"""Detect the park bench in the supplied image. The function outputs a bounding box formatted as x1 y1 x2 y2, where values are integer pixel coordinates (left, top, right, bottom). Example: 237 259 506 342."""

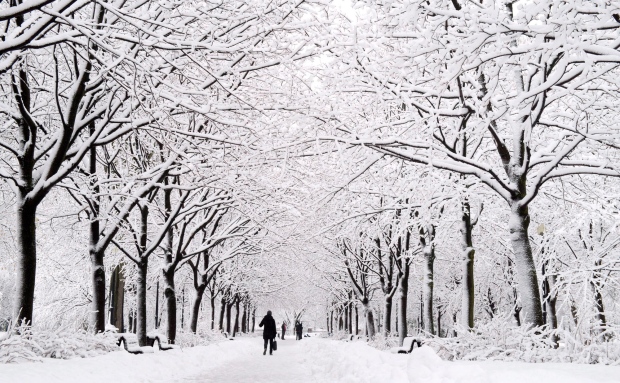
221 331 234 340
355 335 369 342
116 335 154 355
344 334 354 342
390 337 423 354
147 335 178 351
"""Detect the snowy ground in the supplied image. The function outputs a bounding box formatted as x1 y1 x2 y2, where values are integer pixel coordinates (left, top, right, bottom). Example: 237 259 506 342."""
1 337 619 383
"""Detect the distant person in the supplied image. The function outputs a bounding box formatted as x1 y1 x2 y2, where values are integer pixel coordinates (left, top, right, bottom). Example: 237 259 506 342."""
281 322 287 340
296 321 303 340
259 310 277 355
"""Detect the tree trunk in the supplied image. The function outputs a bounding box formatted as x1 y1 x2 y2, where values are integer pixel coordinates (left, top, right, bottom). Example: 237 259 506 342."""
570 301 579 327
181 287 185 330
136 204 149 346
330 310 333 334
437 307 442 337
344 304 349 333
367 310 375 338
422 237 435 335
90 249 106 333
591 262 607 338
14 200 37 327
241 303 247 333
108 264 125 331
226 302 233 333
512 288 522 326
88 140 106 334
542 261 559 345
592 283 606 333
460 200 475 329
155 280 160 329
13 64 37 329
233 300 240 336
420 292 424 330
190 285 206 333
162 186 177 343
210 296 216 330
326 312 330 334
348 303 353 335
397 265 409 346
163 268 176 343
363 301 376 338
136 260 148 346
355 306 359 335
218 298 225 331
383 298 392 337
452 312 458 337
395 302 398 337
513 305 522 326
508 203 544 327
128 311 134 333
486 287 497 320
251 308 256 332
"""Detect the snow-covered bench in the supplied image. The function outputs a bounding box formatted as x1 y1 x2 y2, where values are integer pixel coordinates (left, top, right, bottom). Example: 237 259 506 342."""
116 333 179 354
116 335 154 355
221 331 234 340
390 337 423 354
344 334 354 342
147 335 178 351
355 335 369 342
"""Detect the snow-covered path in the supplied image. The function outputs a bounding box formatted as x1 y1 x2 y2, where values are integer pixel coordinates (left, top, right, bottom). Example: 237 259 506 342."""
180 338 320 383
2 336 620 383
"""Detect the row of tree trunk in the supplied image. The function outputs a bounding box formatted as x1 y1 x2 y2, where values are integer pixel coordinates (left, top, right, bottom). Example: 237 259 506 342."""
107 266 257 340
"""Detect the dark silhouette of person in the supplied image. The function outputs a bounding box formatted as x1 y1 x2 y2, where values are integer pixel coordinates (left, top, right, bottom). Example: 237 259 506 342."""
281 322 287 340
259 310 277 355
296 321 303 340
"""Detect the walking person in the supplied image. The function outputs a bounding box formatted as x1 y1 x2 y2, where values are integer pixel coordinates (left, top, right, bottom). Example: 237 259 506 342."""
281 322 287 340
296 321 303 340
259 310 277 355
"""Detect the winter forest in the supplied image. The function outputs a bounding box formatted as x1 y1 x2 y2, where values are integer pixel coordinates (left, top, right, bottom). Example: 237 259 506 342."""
1 0 620 382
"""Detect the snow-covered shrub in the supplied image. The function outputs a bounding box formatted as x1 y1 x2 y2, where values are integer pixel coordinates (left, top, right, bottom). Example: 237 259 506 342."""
174 328 226 347
0 269 13 332
367 333 398 350
331 331 352 341
419 319 620 365
0 325 118 363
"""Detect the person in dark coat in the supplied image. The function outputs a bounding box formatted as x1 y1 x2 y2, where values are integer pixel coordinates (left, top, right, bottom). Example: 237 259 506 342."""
296 321 303 340
259 310 277 355
281 322 287 340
